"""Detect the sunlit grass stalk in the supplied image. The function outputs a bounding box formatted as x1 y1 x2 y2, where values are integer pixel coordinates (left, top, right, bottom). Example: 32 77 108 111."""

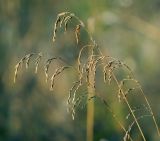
87 56 95 141
85 23 97 139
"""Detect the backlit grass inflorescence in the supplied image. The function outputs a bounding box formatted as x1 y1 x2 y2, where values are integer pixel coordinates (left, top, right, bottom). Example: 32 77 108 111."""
14 11 160 141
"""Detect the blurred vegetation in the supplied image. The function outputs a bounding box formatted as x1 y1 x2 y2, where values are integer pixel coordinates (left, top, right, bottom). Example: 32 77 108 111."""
0 0 160 141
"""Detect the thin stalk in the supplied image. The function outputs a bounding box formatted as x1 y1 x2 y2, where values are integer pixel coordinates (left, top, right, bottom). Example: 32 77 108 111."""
139 87 160 136
87 90 94 141
121 78 160 137
112 73 147 141
87 47 95 141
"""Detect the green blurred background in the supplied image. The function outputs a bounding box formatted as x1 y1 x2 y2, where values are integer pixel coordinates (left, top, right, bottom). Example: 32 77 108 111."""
0 0 160 141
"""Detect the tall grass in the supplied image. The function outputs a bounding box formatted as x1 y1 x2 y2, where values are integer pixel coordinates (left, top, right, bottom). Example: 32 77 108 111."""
14 12 160 141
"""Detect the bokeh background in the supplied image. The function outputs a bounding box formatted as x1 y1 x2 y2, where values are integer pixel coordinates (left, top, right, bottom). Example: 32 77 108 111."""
0 0 160 141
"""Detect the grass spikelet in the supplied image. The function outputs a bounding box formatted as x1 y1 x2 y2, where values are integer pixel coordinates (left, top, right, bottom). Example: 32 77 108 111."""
44 57 66 82
14 62 22 83
71 97 80 120
108 68 112 84
118 89 122 102
103 65 107 83
14 53 35 83
71 80 82 103
64 15 72 32
92 56 105 88
103 62 114 84
50 66 69 90
35 53 42 73
67 81 79 113
68 81 79 104
67 79 83 117
44 57 57 82
58 12 69 17
59 13 68 27
71 93 88 120
86 66 90 85
53 16 61 42
25 53 35 69
75 24 81 44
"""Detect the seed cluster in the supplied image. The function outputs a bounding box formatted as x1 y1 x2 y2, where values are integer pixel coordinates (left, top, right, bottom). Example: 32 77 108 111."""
52 12 84 44
14 53 42 83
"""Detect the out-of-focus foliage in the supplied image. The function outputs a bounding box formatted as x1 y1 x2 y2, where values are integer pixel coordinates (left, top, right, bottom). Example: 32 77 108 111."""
0 0 160 141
